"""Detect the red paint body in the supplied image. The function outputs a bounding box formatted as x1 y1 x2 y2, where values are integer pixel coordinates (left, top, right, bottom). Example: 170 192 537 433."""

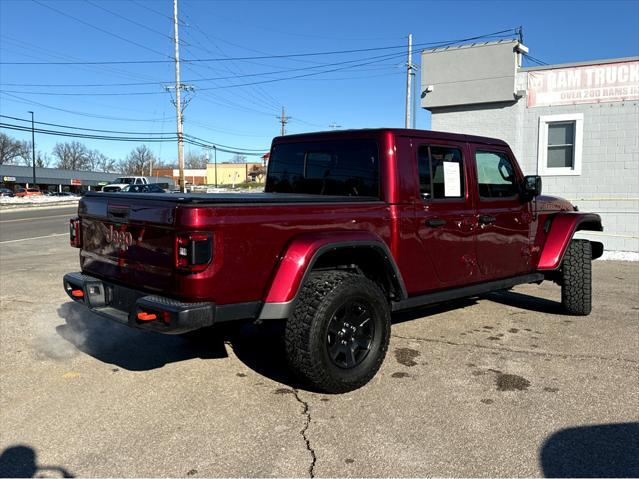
75 129 602 309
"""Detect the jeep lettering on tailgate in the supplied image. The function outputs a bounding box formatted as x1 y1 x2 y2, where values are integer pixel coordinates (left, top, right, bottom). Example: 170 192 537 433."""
105 224 134 251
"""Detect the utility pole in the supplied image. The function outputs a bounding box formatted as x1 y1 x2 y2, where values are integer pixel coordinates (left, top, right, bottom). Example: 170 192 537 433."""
172 0 185 193
277 106 291 136
405 33 413 129
28 111 36 185
213 146 217 187
205 146 218 187
328 123 342 130
412 65 417 129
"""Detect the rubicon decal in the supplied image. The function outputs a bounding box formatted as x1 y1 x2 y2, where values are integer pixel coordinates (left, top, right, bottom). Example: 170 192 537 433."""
105 224 134 251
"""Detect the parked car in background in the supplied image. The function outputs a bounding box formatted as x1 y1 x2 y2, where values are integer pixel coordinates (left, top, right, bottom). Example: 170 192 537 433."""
101 176 151 192
14 188 43 197
0 187 14 197
121 184 166 193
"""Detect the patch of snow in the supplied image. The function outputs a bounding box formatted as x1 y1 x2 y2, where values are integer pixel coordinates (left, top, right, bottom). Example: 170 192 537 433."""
600 251 639 262
0 195 80 205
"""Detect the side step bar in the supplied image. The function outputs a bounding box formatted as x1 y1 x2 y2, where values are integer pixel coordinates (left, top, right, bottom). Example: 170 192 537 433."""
391 273 544 312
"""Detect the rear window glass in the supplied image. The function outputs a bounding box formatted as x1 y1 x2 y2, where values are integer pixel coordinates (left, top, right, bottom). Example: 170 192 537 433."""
265 139 379 197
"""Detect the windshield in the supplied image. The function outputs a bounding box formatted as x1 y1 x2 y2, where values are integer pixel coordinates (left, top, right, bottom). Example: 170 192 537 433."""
113 177 134 184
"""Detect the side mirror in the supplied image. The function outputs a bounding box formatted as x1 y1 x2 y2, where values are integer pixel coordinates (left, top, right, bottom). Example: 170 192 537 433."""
523 175 542 198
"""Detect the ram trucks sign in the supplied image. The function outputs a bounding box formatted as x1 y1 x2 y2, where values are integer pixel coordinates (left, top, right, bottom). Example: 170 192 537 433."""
527 60 639 107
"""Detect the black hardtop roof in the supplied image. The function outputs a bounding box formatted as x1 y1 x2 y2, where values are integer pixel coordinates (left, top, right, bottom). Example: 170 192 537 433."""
273 128 509 147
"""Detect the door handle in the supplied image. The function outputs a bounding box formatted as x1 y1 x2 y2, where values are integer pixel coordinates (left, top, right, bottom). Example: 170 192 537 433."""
478 215 496 225
425 218 447 227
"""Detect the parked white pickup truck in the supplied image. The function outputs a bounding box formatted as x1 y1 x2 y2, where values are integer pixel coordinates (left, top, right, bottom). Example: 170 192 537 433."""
101 176 150 192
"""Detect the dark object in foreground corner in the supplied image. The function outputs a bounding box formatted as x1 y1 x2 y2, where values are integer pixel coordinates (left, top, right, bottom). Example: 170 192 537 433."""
0 444 75 478
540 422 639 478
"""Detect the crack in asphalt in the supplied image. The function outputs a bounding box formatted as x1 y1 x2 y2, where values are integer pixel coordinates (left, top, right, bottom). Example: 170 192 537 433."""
291 388 317 478
391 334 639 366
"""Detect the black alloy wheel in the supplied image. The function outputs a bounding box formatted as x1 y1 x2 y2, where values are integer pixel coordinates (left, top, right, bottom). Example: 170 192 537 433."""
326 300 375 369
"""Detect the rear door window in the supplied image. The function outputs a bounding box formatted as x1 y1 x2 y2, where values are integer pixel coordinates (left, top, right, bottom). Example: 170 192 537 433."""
417 145 465 200
266 139 379 197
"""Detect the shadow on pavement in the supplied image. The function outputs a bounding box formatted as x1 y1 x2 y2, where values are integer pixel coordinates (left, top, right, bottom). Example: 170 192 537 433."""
55 301 310 389
391 297 479 325
54 288 563 388
540 422 639 477
0 445 74 478
56 302 228 371
484 289 563 314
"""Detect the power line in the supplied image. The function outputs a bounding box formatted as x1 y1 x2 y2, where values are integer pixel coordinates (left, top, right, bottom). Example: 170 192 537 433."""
1 50 406 87
0 28 518 65
2 50 412 96
0 114 175 135
85 0 183 44
179 6 282 111
523 53 549 66
0 121 268 155
130 0 187 26
0 92 173 122
31 0 170 59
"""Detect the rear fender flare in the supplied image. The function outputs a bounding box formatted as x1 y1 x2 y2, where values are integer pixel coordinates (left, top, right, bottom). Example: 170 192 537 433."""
259 232 406 320
537 212 603 270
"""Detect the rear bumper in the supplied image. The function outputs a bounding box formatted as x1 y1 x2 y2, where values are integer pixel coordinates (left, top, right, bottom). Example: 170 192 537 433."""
63 272 259 334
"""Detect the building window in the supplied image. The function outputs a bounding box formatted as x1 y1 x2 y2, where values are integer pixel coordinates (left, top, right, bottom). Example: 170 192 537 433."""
537 113 583 176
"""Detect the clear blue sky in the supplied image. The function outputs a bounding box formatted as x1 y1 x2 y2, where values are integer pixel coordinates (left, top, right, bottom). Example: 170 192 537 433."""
1 0 638 164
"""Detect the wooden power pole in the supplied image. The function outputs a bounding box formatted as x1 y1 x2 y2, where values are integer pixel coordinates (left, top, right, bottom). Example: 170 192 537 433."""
172 0 185 192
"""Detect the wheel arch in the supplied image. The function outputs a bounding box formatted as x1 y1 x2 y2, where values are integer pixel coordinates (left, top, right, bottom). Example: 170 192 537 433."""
259 232 406 320
537 212 603 270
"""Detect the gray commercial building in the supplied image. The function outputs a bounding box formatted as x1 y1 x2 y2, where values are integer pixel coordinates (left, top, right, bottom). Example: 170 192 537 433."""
421 40 639 254
0 164 174 192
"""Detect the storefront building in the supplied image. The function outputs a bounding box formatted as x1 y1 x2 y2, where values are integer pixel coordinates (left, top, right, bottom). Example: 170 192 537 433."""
421 41 639 253
0 165 174 192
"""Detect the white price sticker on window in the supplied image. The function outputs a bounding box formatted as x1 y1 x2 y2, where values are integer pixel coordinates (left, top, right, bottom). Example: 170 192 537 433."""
443 161 461 197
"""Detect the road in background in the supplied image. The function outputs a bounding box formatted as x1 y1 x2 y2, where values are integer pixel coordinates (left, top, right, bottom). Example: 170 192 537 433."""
0 206 77 243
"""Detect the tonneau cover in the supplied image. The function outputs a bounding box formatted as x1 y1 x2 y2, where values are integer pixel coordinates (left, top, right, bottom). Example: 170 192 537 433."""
83 191 381 204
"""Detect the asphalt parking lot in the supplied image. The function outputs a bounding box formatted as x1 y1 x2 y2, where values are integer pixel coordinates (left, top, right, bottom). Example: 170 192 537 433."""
1 207 638 477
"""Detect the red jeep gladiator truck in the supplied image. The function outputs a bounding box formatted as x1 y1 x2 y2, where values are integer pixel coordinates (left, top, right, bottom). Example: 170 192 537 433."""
64 129 603 393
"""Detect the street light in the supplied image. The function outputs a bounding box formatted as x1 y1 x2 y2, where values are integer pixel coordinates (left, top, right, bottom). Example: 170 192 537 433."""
28 111 36 186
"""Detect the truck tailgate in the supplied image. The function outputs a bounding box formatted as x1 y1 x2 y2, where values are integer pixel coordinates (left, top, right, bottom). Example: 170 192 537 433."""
79 195 177 293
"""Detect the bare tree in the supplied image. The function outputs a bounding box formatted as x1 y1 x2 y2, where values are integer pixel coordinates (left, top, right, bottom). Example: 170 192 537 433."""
53 141 90 170
86 149 117 172
120 145 155 175
36 151 51 168
229 154 247 163
0 133 24 165
184 150 207 169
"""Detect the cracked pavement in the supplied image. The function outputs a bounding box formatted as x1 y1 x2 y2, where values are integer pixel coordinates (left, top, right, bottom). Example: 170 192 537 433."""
1 233 638 477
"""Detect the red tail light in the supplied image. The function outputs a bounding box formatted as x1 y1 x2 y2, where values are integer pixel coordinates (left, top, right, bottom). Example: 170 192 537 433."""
70 217 81 248
175 232 212 273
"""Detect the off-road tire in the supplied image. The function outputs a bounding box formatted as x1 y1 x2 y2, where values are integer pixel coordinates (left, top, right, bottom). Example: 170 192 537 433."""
285 270 390 393
561 239 592 315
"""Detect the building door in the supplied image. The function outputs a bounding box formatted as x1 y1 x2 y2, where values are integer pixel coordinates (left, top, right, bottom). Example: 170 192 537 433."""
471 146 534 280
414 142 479 289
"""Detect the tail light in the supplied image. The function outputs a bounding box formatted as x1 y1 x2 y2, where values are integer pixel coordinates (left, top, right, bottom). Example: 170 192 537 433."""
175 232 212 273
70 217 81 248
